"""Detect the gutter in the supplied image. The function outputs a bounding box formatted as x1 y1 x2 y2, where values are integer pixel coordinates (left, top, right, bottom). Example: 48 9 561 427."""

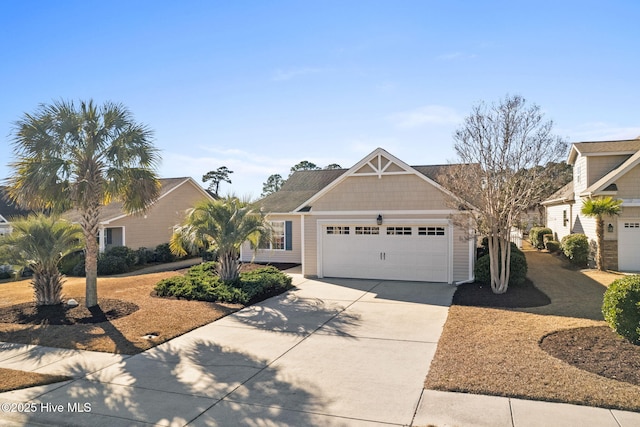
454 277 474 286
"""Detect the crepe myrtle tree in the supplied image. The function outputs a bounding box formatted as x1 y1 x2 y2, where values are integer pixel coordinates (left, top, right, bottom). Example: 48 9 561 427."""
6 100 161 307
440 95 567 294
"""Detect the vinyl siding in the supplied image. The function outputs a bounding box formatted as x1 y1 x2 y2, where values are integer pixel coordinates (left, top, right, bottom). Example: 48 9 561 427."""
107 180 209 249
587 155 630 186
546 204 572 241
240 215 302 263
615 164 640 199
311 174 451 211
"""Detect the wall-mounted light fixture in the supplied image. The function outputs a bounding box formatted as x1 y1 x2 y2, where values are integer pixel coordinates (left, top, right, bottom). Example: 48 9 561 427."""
376 214 383 225
607 223 614 233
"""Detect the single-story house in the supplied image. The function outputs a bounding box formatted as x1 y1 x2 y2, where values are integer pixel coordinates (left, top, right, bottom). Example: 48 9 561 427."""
542 138 640 271
65 177 215 252
240 148 475 284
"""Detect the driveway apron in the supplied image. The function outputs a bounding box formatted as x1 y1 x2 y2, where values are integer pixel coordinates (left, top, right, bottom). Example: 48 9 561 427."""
0 274 455 426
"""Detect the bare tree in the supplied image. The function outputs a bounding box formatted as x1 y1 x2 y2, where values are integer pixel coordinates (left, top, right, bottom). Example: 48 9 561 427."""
441 95 566 294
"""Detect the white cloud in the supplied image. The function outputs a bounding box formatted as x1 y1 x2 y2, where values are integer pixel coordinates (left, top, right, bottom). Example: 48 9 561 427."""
436 52 477 61
387 105 462 129
559 122 640 142
272 67 328 81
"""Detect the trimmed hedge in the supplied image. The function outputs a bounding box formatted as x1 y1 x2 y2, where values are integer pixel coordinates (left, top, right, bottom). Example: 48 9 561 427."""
154 263 293 304
475 245 528 287
602 275 640 344
529 227 552 249
561 233 589 266
545 240 561 253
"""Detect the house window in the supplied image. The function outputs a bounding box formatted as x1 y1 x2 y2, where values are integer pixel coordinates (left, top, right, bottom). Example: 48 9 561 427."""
576 164 582 184
418 226 445 236
326 226 350 235
260 221 285 250
387 226 412 235
106 228 113 245
563 210 568 227
355 226 379 235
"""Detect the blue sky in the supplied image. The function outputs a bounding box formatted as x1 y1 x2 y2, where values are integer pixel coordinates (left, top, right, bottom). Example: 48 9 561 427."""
1 1 639 197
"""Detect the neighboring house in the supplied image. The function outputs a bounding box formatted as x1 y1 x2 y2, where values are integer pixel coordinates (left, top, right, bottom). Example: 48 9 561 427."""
542 138 640 271
0 188 31 237
240 148 476 284
64 177 215 252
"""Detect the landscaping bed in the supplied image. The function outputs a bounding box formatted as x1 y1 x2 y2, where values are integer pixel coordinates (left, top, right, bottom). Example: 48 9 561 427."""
425 248 640 412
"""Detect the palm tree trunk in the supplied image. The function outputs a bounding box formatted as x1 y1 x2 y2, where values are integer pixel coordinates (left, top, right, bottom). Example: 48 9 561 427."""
596 216 605 271
217 250 240 282
32 269 64 306
82 204 101 308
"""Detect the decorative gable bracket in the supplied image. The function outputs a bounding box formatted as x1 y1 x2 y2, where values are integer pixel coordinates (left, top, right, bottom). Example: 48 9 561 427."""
353 153 413 179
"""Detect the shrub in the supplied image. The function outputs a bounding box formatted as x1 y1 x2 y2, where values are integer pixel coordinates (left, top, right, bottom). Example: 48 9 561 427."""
154 264 293 304
135 247 154 265
545 240 561 253
154 243 176 263
560 233 589 266
59 251 84 275
529 227 552 249
475 249 528 287
97 255 128 275
602 275 640 344
105 246 137 267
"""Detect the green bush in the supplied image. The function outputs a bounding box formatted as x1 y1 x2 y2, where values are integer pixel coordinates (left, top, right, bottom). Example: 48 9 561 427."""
475 248 528 287
154 243 176 263
560 233 589 266
97 255 128 275
154 264 293 304
602 275 640 344
135 247 154 265
529 227 552 249
545 240 561 253
104 246 137 267
59 251 84 275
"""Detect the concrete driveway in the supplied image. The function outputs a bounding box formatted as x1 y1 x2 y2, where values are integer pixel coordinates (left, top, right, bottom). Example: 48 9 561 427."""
0 274 454 426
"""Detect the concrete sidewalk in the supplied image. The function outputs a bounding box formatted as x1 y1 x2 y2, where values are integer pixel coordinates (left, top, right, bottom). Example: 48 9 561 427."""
1 273 639 426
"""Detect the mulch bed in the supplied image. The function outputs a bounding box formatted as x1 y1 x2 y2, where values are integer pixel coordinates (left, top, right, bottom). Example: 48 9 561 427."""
453 279 551 308
0 298 139 325
540 326 640 387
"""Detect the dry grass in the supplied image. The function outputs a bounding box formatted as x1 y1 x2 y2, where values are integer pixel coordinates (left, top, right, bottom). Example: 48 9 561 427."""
425 248 640 412
0 271 241 391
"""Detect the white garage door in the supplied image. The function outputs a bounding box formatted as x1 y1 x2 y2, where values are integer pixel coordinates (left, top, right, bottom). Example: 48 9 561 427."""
321 224 449 282
619 220 640 271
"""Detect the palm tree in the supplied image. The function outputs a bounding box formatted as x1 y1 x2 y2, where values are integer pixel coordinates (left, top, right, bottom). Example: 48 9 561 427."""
581 196 622 271
170 197 266 282
6 100 160 307
0 214 84 306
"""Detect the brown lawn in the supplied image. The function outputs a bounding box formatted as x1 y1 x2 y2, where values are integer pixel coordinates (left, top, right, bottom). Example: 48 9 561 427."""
425 247 640 412
0 270 241 392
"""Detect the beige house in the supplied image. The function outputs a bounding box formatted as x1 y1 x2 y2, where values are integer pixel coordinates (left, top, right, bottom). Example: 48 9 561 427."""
542 138 640 271
241 148 475 284
65 177 214 252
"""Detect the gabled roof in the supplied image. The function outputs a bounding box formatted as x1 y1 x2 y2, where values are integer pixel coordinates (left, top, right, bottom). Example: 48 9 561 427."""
255 148 474 213
541 181 575 206
0 187 31 222
580 150 640 197
64 177 212 224
568 138 640 164
256 169 347 213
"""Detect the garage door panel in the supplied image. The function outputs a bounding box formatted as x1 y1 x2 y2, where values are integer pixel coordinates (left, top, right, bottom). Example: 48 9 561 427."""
321 224 449 282
619 219 640 271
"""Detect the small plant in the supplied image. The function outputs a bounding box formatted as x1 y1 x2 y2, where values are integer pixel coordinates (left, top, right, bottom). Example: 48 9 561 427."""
135 247 154 265
104 246 137 267
529 227 552 249
545 240 561 253
560 233 589 266
602 275 640 344
154 243 176 263
97 255 128 275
